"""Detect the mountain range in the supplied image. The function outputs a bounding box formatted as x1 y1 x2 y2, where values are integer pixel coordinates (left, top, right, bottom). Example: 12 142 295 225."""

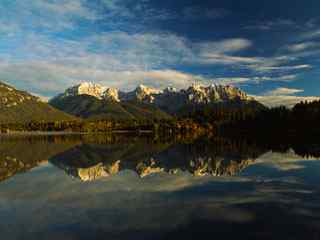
0 80 265 124
49 82 262 120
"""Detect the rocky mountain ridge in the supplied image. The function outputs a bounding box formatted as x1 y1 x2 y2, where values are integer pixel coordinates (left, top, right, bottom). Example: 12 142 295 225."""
55 82 253 104
54 82 253 104
49 82 261 119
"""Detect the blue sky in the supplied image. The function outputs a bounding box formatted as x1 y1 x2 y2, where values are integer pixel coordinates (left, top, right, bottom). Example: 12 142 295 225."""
0 0 319 101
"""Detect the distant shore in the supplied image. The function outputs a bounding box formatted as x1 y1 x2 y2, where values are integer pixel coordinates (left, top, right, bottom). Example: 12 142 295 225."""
0 131 84 136
0 129 154 136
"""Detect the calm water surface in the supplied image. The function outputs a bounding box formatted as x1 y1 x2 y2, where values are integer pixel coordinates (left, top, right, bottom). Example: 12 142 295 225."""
1 134 320 240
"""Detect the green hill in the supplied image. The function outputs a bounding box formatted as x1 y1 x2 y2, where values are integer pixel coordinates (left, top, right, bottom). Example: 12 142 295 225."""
49 95 172 120
0 81 76 124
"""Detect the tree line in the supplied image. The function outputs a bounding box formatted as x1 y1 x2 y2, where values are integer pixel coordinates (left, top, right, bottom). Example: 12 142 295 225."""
218 100 320 138
0 118 205 136
1 100 320 138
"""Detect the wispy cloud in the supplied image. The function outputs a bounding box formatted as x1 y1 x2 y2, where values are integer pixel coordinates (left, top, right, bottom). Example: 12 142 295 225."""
264 87 304 96
198 38 253 54
252 74 298 82
244 19 296 31
285 41 320 53
198 54 260 65
0 0 100 32
301 28 320 40
286 42 320 52
1 31 259 70
252 64 312 72
212 74 299 85
195 38 258 65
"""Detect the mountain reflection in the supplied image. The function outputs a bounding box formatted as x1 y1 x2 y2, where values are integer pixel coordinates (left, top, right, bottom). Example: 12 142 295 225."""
1 134 320 182
47 136 269 181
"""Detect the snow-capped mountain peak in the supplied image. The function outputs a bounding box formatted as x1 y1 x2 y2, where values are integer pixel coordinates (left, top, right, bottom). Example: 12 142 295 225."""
64 82 107 99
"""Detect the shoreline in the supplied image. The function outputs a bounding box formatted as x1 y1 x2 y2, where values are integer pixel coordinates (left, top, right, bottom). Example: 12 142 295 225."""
0 131 85 136
0 130 154 136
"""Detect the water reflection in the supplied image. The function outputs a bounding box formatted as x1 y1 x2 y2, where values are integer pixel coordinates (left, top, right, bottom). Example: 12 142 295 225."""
1 134 320 182
50 138 263 181
1 134 320 239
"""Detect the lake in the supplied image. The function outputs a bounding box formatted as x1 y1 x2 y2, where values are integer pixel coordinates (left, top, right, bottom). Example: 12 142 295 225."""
1 134 320 240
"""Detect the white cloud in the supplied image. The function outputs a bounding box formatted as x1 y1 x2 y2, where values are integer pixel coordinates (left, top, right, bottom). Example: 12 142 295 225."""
263 87 304 96
286 42 320 52
254 95 320 108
